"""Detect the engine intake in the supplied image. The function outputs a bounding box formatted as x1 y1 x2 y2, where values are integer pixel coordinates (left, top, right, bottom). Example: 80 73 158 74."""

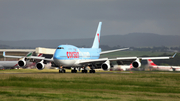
132 58 141 68
101 60 110 71
18 59 26 67
36 61 45 70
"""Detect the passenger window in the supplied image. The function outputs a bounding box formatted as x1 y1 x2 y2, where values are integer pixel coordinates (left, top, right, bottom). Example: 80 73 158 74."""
57 47 64 49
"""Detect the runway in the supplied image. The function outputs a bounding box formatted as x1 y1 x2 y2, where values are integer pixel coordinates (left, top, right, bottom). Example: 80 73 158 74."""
0 70 179 74
0 71 132 74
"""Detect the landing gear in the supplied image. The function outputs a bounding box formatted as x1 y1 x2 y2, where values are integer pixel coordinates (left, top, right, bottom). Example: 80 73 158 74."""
59 66 66 73
82 70 87 73
59 68 66 73
89 69 95 73
71 67 77 73
81 66 88 73
89 64 96 73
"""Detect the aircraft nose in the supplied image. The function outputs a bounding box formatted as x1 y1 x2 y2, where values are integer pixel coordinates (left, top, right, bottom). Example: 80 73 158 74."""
53 54 58 59
53 50 61 59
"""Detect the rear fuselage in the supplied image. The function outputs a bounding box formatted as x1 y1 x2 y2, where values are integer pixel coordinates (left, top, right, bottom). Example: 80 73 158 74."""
0 61 18 69
151 66 173 71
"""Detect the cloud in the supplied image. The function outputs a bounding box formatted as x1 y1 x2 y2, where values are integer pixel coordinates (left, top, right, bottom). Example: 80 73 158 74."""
0 0 180 41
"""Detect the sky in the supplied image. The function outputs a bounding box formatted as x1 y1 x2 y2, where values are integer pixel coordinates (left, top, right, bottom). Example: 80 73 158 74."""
0 0 180 41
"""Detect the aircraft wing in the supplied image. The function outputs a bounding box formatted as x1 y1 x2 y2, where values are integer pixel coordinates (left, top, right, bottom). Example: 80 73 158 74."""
78 53 176 64
3 55 23 59
100 48 129 54
3 51 53 62
3 51 33 58
140 53 176 60
77 58 108 64
18 56 54 62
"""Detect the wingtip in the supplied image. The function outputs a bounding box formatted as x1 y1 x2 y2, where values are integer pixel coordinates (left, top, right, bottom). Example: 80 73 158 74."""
172 53 177 58
3 51 5 57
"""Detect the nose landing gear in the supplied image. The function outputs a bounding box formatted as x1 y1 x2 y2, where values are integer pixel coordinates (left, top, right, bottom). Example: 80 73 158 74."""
59 66 66 73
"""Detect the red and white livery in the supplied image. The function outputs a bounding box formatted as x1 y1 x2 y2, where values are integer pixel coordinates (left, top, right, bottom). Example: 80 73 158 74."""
147 59 180 71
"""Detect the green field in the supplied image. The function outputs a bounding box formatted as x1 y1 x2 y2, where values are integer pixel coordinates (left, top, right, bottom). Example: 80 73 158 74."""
0 69 180 101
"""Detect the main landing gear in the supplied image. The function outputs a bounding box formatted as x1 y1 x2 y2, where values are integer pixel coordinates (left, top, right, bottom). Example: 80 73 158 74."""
82 70 88 73
58 66 96 73
82 66 95 73
71 68 77 73
89 69 95 73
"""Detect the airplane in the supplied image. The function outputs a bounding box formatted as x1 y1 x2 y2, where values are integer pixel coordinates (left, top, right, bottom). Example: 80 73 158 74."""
0 61 19 69
3 22 177 73
2 52 44 69
0 52 33 69
147 59 180 71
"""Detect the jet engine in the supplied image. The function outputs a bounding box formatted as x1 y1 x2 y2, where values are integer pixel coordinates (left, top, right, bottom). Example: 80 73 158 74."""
101 60 110 71
132 58 141 68
18 59 26 67
36 60 45 70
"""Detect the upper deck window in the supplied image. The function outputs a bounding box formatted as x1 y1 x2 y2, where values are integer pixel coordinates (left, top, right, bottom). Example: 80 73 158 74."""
57 47 64 49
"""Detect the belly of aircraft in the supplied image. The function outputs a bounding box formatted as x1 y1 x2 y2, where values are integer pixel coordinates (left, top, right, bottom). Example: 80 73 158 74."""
54 59 80 67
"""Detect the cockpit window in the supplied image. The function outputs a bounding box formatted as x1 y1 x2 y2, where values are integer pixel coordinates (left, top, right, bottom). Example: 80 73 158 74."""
57 47 64 49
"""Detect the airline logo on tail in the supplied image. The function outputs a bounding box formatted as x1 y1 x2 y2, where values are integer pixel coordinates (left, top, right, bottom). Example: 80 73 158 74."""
97 33 100 43
130 63 133 69
37 53 43 57
26 52 33 57
147 59 157 66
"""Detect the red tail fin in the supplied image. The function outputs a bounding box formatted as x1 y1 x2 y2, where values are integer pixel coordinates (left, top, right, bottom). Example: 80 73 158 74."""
147 59 157 66
130 63 133 69
38 53 43 57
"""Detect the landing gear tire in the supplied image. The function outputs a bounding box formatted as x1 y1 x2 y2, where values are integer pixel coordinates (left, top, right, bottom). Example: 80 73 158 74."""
82 70 87 73
89 70 95 73
71 70 77 73
59 69 66 73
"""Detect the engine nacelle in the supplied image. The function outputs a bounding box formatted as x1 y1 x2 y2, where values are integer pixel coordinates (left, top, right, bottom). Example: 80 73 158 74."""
132 59 141 68
18 59 26 67
36 61 45 70
101 60 110 71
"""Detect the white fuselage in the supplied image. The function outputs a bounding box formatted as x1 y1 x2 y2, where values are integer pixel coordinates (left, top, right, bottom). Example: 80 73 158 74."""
151 66 173 71
0 61 18 68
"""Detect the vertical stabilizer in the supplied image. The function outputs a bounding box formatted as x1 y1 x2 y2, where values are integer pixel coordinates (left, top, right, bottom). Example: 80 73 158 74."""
26 52 33 57
130 63 133 69
92 22 102 48
147 59 157 66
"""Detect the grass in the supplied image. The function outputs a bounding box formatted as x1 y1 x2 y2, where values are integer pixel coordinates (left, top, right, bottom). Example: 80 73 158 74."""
0 69 180 101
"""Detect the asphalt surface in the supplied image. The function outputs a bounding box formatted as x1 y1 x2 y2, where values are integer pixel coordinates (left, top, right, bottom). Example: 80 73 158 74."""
1 70 179 74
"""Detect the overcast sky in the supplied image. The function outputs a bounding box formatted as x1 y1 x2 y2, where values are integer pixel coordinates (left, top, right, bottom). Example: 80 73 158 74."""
0 0 180 41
